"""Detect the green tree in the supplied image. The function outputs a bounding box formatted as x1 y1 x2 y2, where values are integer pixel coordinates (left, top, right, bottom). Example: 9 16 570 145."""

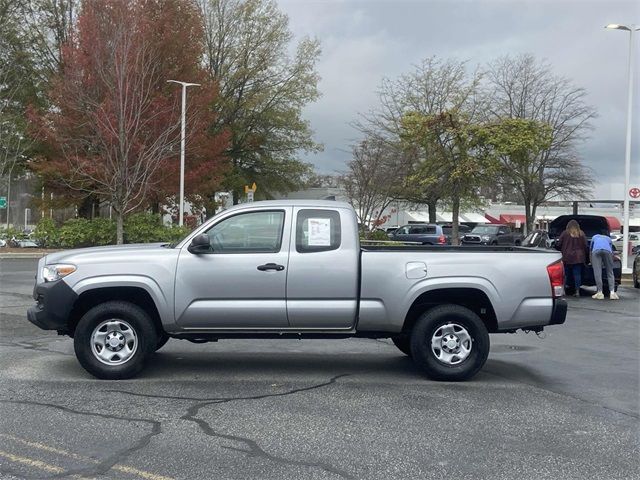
401 109 499 245
199 0 321 202
474 118 554 233
354 58 474 221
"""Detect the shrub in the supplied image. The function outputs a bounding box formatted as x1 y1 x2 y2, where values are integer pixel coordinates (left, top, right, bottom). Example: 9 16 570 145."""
34 218 60 248
89 218 117 246
364 230 391 241
58 218 93 248
124 213 164 243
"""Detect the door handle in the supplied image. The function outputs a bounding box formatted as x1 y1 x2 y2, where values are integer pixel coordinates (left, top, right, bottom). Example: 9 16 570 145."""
257 263 285 271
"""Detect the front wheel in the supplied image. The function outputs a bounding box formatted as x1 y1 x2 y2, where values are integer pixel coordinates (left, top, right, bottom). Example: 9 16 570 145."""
410 305 489 381
73 301 157 379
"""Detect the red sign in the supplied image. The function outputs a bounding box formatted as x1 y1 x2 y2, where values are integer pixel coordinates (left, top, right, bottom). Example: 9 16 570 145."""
630 187 640 199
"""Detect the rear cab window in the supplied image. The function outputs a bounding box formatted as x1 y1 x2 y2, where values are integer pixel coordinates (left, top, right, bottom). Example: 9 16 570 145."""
296 209 341 253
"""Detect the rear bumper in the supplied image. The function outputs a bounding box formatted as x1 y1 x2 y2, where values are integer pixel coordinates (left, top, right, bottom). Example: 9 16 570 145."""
27 280 78 332
549 298 567 325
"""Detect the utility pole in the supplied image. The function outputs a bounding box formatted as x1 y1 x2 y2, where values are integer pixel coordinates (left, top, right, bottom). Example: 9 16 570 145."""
606 23 639 272
167 80 200 226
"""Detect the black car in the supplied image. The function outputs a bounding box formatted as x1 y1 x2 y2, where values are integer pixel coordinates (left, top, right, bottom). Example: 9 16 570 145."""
548 215 622 295
633 253 639 289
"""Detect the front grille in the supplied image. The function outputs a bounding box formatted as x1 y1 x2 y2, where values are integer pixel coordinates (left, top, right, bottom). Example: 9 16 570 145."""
464 236 481 243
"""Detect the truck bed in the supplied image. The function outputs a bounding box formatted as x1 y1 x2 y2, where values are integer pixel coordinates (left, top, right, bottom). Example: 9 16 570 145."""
362 245 552 253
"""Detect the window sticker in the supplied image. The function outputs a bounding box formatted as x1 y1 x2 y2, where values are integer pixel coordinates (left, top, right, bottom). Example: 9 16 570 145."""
308 218 331 246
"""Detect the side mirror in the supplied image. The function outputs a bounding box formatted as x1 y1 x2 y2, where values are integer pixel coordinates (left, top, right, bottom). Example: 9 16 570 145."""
188 234 211 254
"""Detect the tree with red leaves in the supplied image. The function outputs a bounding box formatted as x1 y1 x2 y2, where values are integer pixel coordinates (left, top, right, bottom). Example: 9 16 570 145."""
30 0 228 243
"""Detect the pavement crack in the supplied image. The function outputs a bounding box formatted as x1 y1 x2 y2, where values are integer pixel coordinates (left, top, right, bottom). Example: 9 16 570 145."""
107 373 351 403
0 399 163 479
179 374 354 479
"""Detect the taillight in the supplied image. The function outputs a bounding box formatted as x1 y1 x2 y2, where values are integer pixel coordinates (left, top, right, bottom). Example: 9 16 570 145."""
438 235 446 244
547 260 564 298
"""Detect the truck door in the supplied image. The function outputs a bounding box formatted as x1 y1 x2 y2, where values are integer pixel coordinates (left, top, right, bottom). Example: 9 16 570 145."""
174 208 291 328
498 226 510 245
286 207 359 329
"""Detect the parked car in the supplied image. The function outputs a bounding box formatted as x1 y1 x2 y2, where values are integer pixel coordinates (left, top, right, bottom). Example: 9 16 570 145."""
441 224 471 243
522 230 552 249
610 233 623 243
633 253 640 288
461 224 523 246
388 224 448 245
17 240 39 248
28 200 566 381
0 238 6 248
613 233 640 253
548 214 622 295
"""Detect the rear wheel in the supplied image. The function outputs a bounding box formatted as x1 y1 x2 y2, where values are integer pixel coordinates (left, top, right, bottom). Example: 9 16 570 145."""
73 301 157 379
634 266 639 288
410 304 489 381
391 336 412 356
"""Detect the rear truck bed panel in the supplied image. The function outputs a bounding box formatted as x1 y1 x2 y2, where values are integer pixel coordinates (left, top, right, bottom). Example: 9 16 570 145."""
358 248 562 332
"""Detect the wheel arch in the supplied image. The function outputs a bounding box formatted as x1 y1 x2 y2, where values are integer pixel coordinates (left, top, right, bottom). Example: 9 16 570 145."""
67 285 165 337
401 287 498 334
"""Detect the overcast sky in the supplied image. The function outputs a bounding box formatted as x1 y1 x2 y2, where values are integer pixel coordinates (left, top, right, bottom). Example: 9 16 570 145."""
279 0 639 191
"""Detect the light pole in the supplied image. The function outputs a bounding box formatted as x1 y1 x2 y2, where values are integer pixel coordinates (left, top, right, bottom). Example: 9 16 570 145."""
606 23 638 273
167 80 200 226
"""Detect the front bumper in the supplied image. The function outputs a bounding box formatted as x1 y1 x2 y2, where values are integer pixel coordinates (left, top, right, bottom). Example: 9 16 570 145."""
27 280 78 332
549 298 568 325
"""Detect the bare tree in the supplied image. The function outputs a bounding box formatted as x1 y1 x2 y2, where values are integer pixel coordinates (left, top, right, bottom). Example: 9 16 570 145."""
485 54 595 232
339 138 408 235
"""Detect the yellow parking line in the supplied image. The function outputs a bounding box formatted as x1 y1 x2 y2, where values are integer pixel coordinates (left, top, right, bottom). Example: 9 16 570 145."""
0 449 64 473
0 434 174 480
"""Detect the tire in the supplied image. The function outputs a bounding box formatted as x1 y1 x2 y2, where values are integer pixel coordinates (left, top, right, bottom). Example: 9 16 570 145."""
514 240 521 246
491 241 498 246
391 336 412 356
155 332 170 352
73 301 157 380
634 269 639 288
410 304 490 381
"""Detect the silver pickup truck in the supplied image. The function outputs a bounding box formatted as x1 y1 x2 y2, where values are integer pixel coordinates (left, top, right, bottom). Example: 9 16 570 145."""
28 200 567 381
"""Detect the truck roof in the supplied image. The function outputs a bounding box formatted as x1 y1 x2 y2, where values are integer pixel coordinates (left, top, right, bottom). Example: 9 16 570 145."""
222 199 353 213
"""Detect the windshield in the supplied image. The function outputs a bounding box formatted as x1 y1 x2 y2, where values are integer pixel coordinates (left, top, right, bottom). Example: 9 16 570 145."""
471 226 498 235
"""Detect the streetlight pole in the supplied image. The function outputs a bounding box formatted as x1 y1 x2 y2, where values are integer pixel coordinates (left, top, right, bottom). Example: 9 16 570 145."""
167 80 200 226
606 23 638 273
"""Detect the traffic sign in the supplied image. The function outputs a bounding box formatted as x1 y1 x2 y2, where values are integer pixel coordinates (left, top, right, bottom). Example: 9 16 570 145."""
629 187 640 199
0 196 6 209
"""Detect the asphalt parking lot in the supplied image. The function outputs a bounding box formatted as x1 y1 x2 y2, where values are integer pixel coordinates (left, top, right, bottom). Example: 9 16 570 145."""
0 258 638 480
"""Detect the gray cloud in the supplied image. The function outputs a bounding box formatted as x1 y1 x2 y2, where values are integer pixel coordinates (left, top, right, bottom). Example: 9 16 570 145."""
280 0 639 188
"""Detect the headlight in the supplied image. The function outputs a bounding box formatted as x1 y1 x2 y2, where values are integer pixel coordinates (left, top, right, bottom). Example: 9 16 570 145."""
42 264 76 282
482 235 491 241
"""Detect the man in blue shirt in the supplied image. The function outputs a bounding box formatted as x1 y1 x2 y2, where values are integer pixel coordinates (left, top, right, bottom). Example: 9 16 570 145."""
590 234 618 300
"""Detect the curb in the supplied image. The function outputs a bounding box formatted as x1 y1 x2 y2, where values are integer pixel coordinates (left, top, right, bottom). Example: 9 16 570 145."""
0 253 48 259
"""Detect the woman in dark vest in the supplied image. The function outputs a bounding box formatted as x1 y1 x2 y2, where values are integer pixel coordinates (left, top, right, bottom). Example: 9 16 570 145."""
557 219 588 297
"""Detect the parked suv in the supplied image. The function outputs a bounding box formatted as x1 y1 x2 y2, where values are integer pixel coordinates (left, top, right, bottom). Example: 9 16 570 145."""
462 224 523 246
388 224 448 245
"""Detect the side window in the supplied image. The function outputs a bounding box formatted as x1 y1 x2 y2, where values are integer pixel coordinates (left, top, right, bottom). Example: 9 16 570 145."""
397 226 409 235
205 210 284 253
296 209 341 253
